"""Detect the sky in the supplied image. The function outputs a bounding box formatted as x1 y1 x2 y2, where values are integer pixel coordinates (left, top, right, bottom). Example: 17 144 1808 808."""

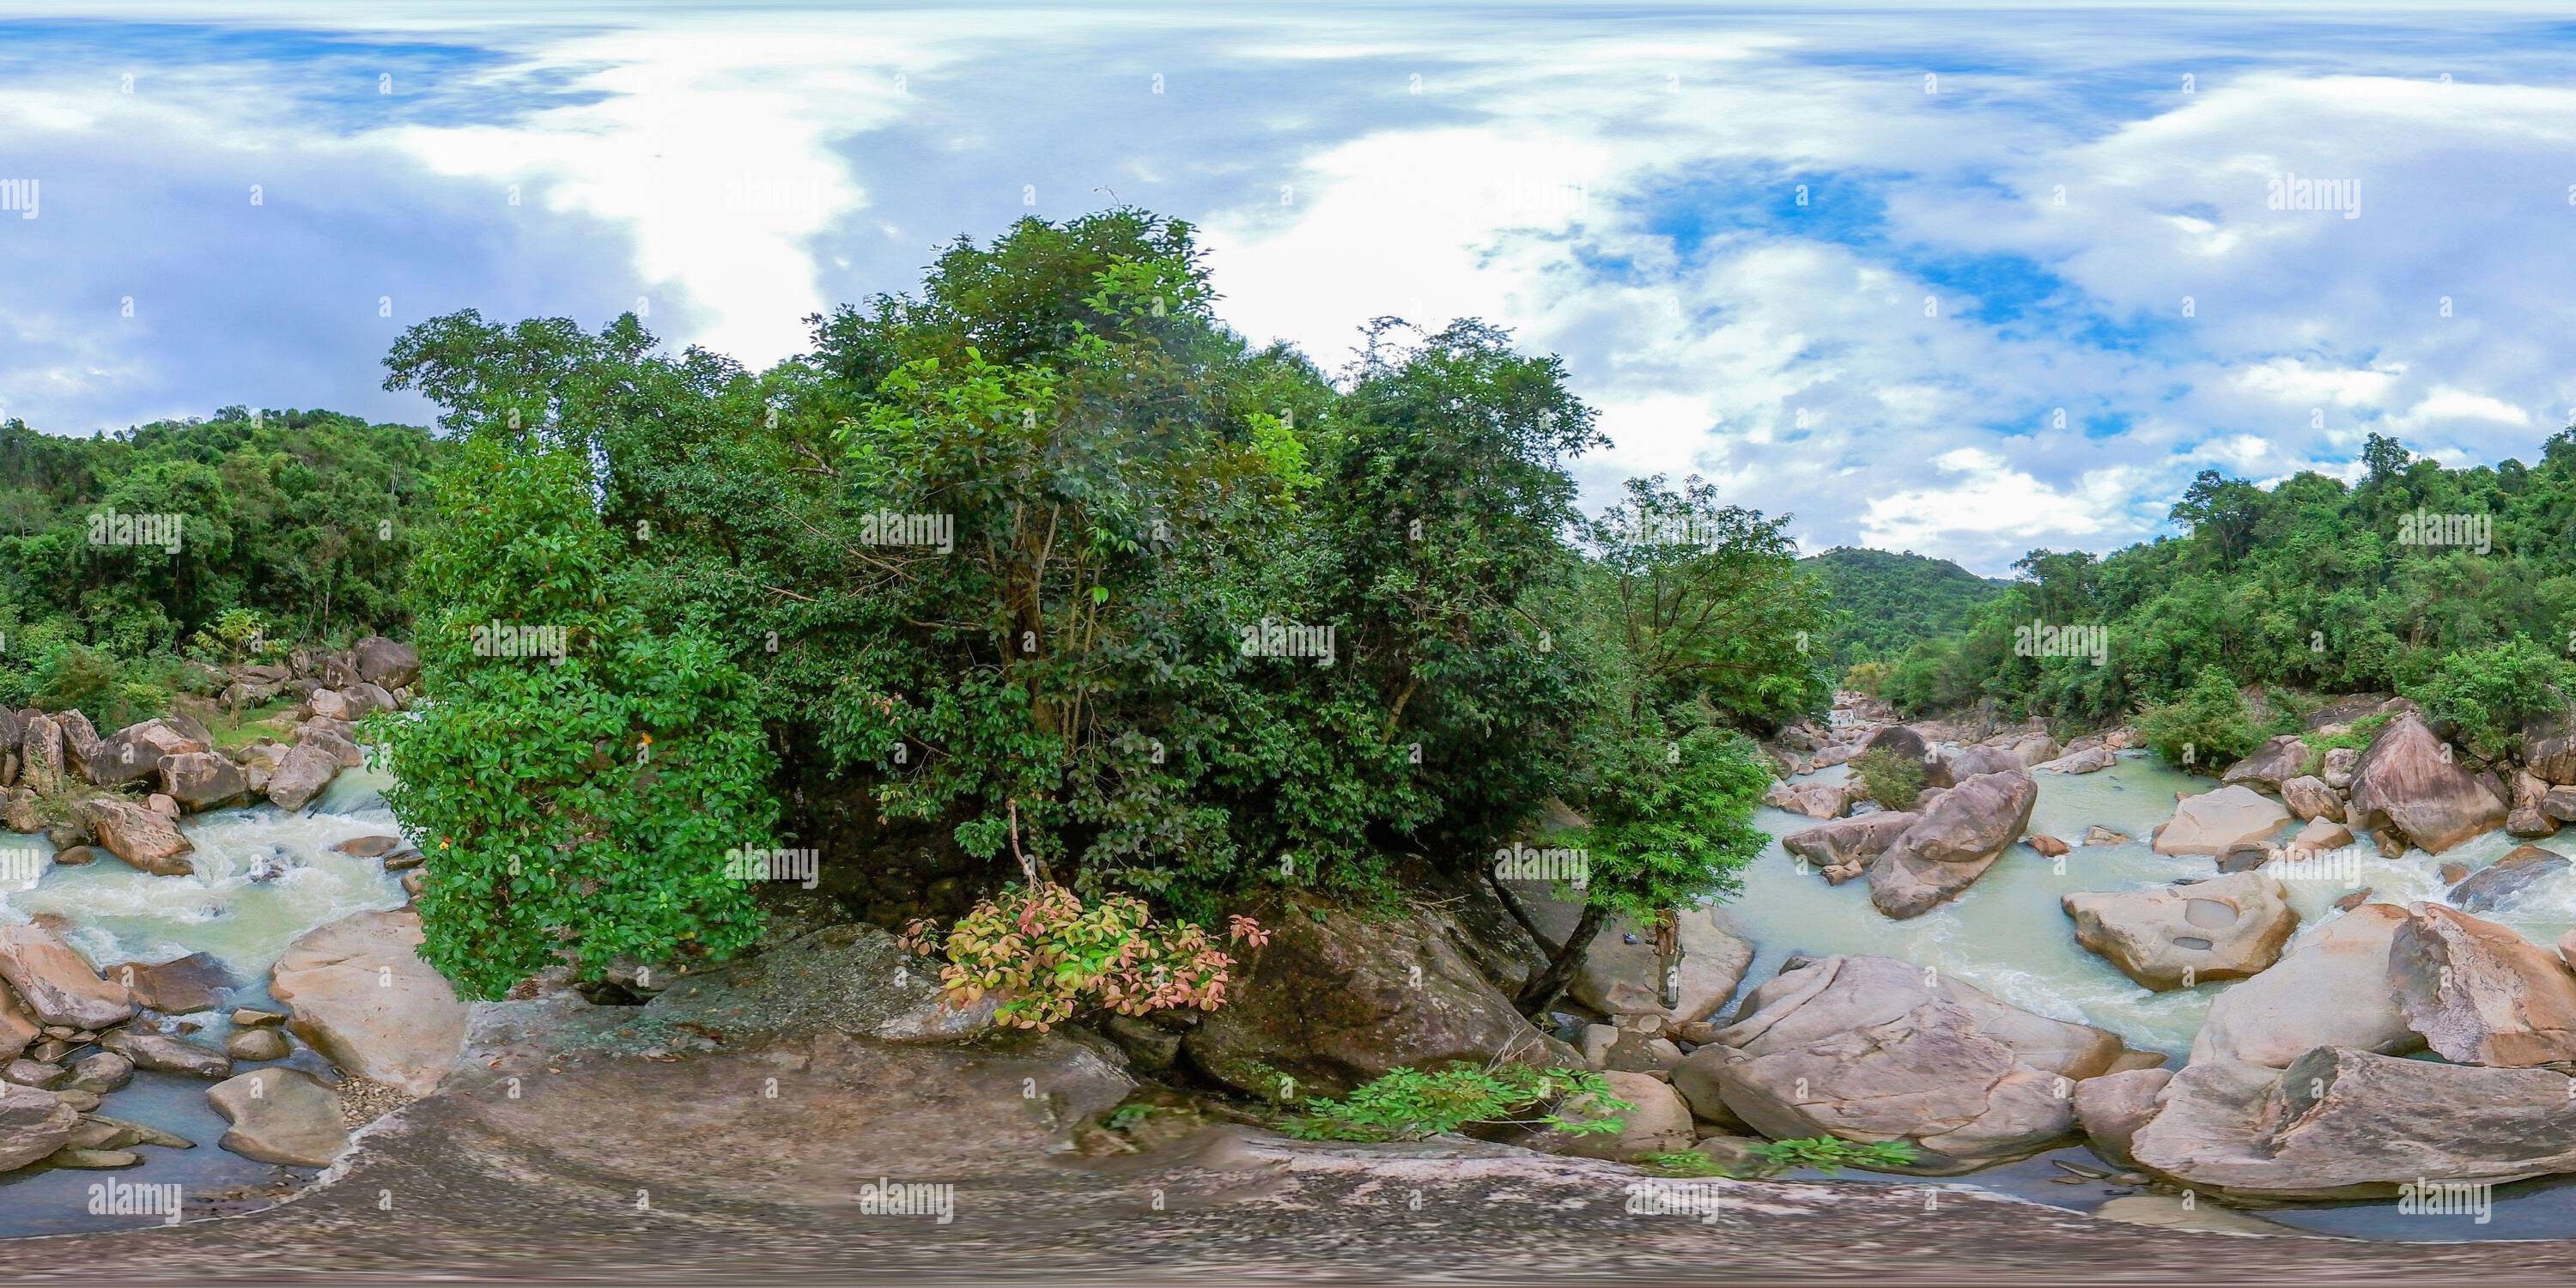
2 2 2573 575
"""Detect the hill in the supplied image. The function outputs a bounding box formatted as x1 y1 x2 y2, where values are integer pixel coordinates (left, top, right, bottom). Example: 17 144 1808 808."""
1804 546 2008 665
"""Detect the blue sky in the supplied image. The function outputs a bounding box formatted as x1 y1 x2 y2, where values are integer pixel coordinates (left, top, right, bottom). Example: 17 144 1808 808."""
3 2 2573 574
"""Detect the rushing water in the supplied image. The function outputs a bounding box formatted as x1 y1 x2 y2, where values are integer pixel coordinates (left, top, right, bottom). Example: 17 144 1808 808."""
0 761 410 1236
1728 749 2576 1240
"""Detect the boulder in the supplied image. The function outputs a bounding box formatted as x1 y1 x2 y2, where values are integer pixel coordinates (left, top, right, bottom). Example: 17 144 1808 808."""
154 752 250 813
2004 731 2063 766
2279 775 2343 823
2449 846 2572 914
1555 907 1753 1026
2081 825 2129 847
1943 744 2025 781
105 952 236 1014
1698 954 2151 1174
305 689 352 721
2509 770 2562 839
333 835 403 859
2072 1066 2171 1170
2547 787 2576 823
264 742 343 812
2348 712 2507 854
2036 746 2116 775
54 710 102 782
19 716 65 797
1859 725 1939 781
2 1059 63 1088
2128 1048 2576 1200
2391 903 2576 1066
0 986 35 1062
84 718 210 789
207 1066 349 1167
2220 734 2311 792
1869 771 2037 920
1781 811 1917 873
2289 817 2354 854
1529 1070 1695 1161
2027 834 2069 859
2190 902 2418 1068
99 1030 230 1079
1762 781 1849 820
65 1052 132 1095
0 924 134 1030
2321 746 2360 790
2525 708 2576 785
268 908 468 1097
2150 787 2288 857
343 683 398 718
76 799 193 876
352 637 421 690
0 1080 78 1171
1 787 38 834
2061 872 2300 991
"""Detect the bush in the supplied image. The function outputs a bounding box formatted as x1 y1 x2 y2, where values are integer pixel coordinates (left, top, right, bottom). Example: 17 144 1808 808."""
2409 639 2571 762
1842 659 1890 696
1743 1135 1920 1176
1852 746 1925 810
2134 665 2258 772
899 882 1266 1031
1280 1063 1631 1142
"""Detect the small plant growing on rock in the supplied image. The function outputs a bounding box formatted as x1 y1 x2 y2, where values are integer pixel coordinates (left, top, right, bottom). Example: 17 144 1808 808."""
1742 1136 1917 1176
1279 1061 1631 1142
1852 746 1925 809
901 882 1266 1031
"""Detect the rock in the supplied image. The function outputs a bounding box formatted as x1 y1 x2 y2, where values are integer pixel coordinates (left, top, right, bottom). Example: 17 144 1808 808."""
3 1059 64 1087
343 683 398 718
230 1007 285 1029
2439 860 2470 884
0 923 134 1030
2091 1194 2304 1236
2449 846 2572 914
207 1066 350 1167
66 1052 132 1095
399 870 425 898
0 986 34 1062
2005 731 2063 766
2334 887 2374 912
1868 771 2037 920
19 716 65 796
2129 1048 2576 1200
268 908 468 1097
353 637 421 690
296 720 364 768
2391 903 2576 1066
76 799 194 877
1529 1070 1693 1161
1859 725 1941 785
380 849 425 872
333 835 403 858
83 1113 189 1151
46 1146 140 1169
2220 734 2312 792
106 952 236 1014
2081 825 2129 847
51 844 101 866
1698 954 2151 1174
155 751 250 812
54 710 102 782
2290 818 2354 853
83 718 211 788
1762 781 1849 820
2279 775 2343 823
1782 812 1917 873
264 742 343 811
1182 899 1576 1100
2547 787 2576 823
52 1089 99 1113
305 688 353 721
2027 834 2069 859
2037 745 2116 775
2321 746 2360 790
225 1028 289 1062
1687 1133 1769 1174
2526 708 2576 785
145 794 179 817
2347 711 2508 854
2061 872 2299 991
2 787 39 834
2509 770 2562 838
2072 1066 2172 1170
99 1031 231 1079
2151 786 2289 857
0 1080 77 1170
2190 903 2418 1068
1943 744 2026 781
1552 907 1753 1026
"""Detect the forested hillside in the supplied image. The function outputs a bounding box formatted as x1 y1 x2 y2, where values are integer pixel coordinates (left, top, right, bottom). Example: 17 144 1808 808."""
1804 546 2006 665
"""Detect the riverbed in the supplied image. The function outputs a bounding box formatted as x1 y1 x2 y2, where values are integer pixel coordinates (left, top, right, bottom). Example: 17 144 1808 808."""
1733 750 2576 1240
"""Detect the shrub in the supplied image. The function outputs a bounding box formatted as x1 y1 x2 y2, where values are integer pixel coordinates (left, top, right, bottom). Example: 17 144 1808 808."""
901 882 1267 1031
1743 1136 1920 1176
2409 639 2571 762
1280 1062 1631 1142
2133 665 2258 772
1842 659 1890 696
1853 746 1925 810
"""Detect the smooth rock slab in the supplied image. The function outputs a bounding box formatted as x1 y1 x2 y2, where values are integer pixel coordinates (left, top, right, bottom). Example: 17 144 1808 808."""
269 908 468 1097
2062 872 2299 992
0 1079 77 1170
106 952 237 1014
2392 903 2576 1066
100 1031 231 1080
2152 787 2289 857
2449 846 2572 914
0 923 134 1030
2190 903 2419 1068
208 1066 349 1168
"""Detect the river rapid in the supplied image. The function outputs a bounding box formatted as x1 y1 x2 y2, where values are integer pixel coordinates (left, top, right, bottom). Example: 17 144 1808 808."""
1731 749 2576 1240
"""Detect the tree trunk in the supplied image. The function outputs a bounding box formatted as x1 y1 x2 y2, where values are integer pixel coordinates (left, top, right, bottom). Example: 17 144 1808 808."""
1516 901 1607 1017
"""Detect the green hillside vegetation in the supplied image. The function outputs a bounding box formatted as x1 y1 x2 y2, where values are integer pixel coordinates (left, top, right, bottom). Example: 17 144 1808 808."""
1804 546 2008 665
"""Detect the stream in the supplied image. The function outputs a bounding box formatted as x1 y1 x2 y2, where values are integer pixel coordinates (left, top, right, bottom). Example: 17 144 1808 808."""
1732 749 2576 1241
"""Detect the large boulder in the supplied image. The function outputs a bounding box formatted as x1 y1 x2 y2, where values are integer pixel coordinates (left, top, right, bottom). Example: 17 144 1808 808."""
1529 1070 1696 1161
155 751 250 813
2061 872 2299 991
1859 725 1943 786
19 716 65 796
1782 811 1917 875
2127 1048 2576 1200
1543 905 1753 1026
264 742 343 812
99 1030 231 1079
1868 771 2036 920
352 636 421 690
84 718 210 788
0 1079 78 1171
2071 1066 2171 1170
2150 786 2288 856
2348 712 2507 854
76 799 193 876
1761 781 1849 820
2279 775 2343 823
2189 902 2418 1068
268 908 468 1097
54 710 102 781
1181 898 1574 1101
0 924 133 1030
106 952 237 1014
2509 769 2562 839
2220 734 2311 792
1942 744 2025 781
2391 903 2576 1066
1696 954 2152 1174
208 1066 349 1167
2526 708 2576 786
2450 845 2572 914
2035 745 2116 775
